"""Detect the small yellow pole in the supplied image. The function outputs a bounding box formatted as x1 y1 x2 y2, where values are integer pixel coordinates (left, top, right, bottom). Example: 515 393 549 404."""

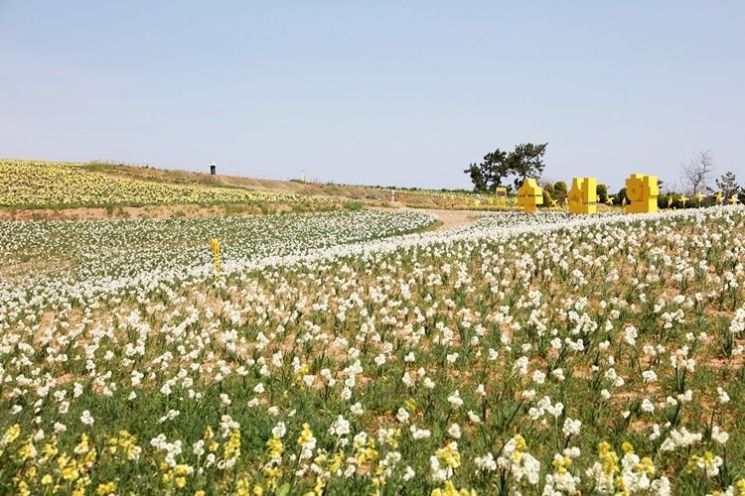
210 238 221 275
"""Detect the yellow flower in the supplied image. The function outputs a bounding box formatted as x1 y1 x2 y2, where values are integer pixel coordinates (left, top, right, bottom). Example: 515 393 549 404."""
636 457 655 476
298 423 314 446
236 478 251 496
16 481 30 496
432 481 476 496
266 436 284 461
1 424 21 447
41 435 59 461
96 481 117 495
20 439 37 461
224 429 242 461
435 442 461 470
736 479 745 495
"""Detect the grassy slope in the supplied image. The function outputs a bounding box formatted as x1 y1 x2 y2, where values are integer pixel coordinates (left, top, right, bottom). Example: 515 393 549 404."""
1 159 503 215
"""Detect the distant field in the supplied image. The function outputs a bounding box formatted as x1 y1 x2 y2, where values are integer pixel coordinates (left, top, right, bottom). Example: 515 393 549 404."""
0 160 360 214
0 159 514 218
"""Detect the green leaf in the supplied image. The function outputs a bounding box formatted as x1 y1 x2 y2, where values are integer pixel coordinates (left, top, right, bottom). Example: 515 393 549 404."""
276 483 291 496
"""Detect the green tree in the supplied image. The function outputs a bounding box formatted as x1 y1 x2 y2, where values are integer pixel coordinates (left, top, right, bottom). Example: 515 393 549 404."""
504 143 548 190
553 181 568 203
617 187 629 205
542 189 553 208
596 184 608 204
463 149 509 192
715 171 742 201
464 143 548 192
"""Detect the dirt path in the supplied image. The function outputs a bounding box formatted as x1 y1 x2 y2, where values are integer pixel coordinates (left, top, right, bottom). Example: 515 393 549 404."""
422 208 483 231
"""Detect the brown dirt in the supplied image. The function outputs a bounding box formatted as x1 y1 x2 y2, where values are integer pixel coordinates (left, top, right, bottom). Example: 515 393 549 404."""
425 209 482 231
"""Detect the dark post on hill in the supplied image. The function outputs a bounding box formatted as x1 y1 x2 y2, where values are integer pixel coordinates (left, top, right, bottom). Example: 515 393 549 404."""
210 161 217 175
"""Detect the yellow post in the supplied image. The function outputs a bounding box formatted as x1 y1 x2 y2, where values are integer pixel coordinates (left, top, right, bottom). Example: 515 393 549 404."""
516 178 543 213
211 238 222 275
568 177 598 214
495 186 508 209
625 173 658 213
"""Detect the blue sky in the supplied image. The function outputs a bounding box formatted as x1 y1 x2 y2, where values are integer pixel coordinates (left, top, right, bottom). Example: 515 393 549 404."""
1 1 743 191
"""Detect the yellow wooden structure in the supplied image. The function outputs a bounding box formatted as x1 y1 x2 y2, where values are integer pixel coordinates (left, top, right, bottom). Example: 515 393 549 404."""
568 176 598 214
211 238 222 275
517 178 543 213
494 186 508 208
625 173 659 214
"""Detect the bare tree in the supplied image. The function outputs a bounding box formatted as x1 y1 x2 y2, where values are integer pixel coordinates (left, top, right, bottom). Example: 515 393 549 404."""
681 150 714 194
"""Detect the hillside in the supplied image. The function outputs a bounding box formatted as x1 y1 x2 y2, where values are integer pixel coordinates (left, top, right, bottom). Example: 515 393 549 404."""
0 159 508 219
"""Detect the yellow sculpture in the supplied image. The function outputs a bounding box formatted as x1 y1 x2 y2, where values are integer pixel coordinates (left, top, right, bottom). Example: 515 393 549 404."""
625 173 659 214
516 178 543 213
694 192 704 205
495 186 508 209
568 177 598 214
714 191 724 204
729 194 740 205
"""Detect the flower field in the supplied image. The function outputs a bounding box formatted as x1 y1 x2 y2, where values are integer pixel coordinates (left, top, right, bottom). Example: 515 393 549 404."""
0 160 346 211
2 206 745 495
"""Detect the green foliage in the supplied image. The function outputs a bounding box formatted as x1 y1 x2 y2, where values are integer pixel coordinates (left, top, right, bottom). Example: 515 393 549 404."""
553 181 568 203
541 189 553 207
716 171 742 202
596 183 608 204
617 187 629 204
464 143 548 192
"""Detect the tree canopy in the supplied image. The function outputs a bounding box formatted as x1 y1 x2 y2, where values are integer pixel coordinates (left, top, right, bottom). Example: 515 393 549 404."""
464 143 547 192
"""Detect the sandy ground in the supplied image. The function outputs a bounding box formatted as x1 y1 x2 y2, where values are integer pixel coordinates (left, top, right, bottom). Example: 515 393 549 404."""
421 208 482 231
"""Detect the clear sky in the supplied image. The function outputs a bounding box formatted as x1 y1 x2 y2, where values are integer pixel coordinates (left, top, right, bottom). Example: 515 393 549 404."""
1 1 743 191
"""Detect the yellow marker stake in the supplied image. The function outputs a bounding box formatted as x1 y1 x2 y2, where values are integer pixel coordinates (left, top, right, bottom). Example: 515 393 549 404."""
625 173 659 214
568 177 597 214
211 238 222 275
516 178 543 213
494 186 508 209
